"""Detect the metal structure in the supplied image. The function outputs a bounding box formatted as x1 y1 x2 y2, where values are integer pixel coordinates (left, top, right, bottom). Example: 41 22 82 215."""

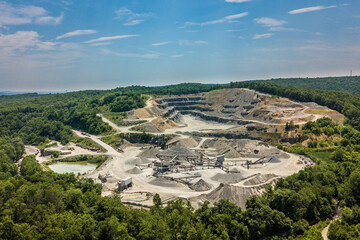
152 153 226 175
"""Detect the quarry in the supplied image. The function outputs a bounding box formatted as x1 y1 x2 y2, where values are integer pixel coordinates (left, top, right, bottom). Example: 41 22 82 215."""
29 88 343 209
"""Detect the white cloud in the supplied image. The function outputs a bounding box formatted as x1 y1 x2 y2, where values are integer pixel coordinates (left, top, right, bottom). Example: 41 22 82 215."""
115 7 152 26
102 49 159 59
179 40 209 46
253 33 273 39
124 19 144 26
171 54 184 58
225 0 252 2
85 35 139 44
152 42 169 46
0 1 63 27
0 31 86 73
0 31 41 54
194 40 208 44
35 13 64 25
255 17 286 27
90 42 112 47
56 30 97 40
185 12 248 26
226 29 242 32
289 5 337 14
18 6 47 18
269 27 299 32
254 17 298 32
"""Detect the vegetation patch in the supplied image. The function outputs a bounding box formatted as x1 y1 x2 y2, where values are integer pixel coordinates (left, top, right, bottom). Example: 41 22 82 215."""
102 112 147 126
72 136 106 153
46 155 108 169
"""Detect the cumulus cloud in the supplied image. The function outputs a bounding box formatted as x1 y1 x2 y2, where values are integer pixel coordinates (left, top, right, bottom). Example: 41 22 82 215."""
185 12 248 26
56 30 97 40
0 1 63 27
289 5 337 14
85 35 139 44
253 33 273 39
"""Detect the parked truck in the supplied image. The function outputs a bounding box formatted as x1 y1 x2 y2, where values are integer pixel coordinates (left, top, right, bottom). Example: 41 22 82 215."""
117 177 133 192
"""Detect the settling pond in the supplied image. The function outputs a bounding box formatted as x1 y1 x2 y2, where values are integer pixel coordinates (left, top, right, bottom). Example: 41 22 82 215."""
48 162 97 174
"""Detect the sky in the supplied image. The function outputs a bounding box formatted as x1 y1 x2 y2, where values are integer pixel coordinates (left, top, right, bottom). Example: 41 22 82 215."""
0 0 359 91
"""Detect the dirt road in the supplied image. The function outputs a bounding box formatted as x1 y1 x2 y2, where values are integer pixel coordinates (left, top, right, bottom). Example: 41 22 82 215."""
322 206 342 240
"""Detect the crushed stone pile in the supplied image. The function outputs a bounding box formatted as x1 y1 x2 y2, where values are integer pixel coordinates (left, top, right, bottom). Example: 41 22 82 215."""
149 177 183 188
243 174 278 186
211 172 247 184
162 146 196 157
219 146 240 158
167 137 198 149
177 138 198 148
229 167 242 173
126 166 143 174
125 157 152 166
268 156 281 163
190 179 212 191
193 183 265 209
138 148 160 158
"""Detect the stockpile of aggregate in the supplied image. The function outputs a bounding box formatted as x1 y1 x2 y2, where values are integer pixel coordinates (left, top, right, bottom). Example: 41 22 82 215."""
268 156 281 163
126 166 143 174
125 157 152 166
190 179 212 191
167 137 198 149
162 146 196 157
193 183 265 209
138 149 160 158
219 146 241 158
211 173 247 184
149 177 183 188
243 174 278 186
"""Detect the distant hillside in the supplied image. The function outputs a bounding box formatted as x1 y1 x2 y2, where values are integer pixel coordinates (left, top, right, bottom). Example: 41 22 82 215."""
0 91 27 96
267 76 360 94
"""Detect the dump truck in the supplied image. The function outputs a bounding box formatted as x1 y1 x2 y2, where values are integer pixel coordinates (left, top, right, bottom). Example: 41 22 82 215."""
117 177 133 191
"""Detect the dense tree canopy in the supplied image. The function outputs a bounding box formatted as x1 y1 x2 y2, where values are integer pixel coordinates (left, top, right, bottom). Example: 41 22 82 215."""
268 76 360 95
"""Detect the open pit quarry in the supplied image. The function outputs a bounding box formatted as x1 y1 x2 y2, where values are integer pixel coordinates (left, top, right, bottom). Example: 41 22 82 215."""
28 88 344 209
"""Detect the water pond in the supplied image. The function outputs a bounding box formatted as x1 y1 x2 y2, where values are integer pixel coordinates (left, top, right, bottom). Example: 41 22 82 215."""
48 162 97 174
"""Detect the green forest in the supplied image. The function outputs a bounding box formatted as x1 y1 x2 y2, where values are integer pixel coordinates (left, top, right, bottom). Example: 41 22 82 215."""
267 76 360 95
1 81 360 239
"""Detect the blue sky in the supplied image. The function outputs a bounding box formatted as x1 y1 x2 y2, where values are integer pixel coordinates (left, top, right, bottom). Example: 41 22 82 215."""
0 0 359 91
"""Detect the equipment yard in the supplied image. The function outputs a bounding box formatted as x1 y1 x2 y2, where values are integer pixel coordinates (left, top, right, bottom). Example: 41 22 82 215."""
27 88 342 209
